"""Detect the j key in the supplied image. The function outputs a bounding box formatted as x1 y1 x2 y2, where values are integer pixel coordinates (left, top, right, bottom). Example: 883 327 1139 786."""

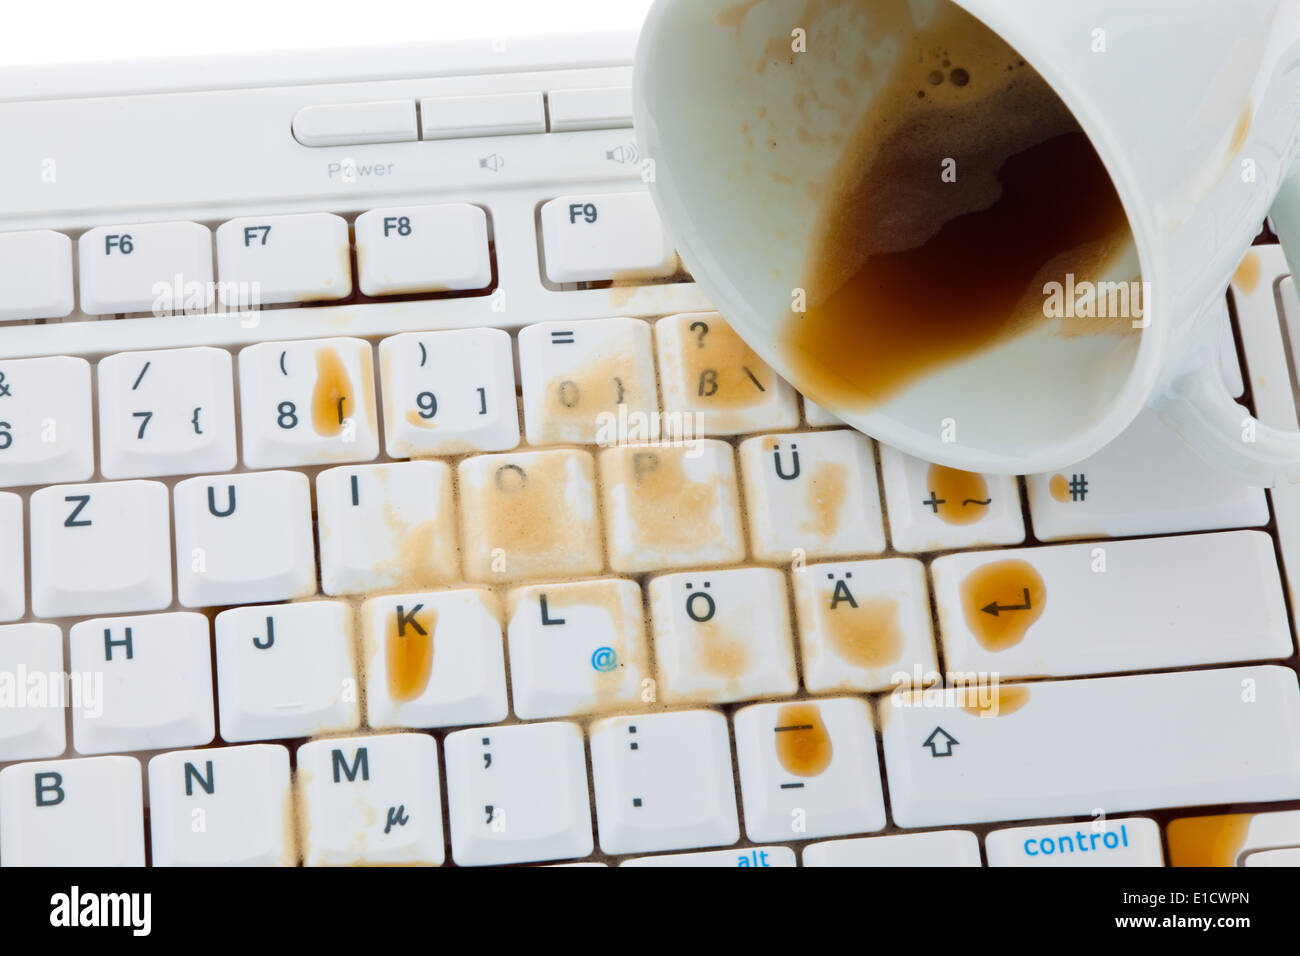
793 558 938 694
354 202 491 295
149 744 295 866
69 612 215 755
445 721 593 865
985 818 1163 867
590 710 739 856
539 191 677 284
0 623 65 762
0 755 144 866
216 212 351 305
599 440 745 573
238 337 379 468
1025 408 1268 540
931 531 1290 678
79 221 214 314
879 445 1024 552
316 461 459 595
215 601 360 743
656 312 799 436
505 578 651 720
174 470 316 607
803 831 982 867
379 328 519 457
883 666 1300 827
649 567 798 705
361 589 508 729
0 230 73 321
30 479 172 618
734 697 886 842
0 356 94 488
0 491 23 621
97 347 237 478
518 317 658 445
458 448 603 583
297 733 445 866
739 429 886 561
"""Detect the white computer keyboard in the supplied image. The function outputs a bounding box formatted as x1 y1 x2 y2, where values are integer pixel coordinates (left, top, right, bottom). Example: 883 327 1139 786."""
2 36 1300 867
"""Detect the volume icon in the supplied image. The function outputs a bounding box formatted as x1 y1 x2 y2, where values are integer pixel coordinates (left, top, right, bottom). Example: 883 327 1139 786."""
605 142 639 164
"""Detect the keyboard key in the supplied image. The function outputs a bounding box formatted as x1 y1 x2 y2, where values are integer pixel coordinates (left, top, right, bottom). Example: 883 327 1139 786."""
317 461 459 595
518 317 658 445
1026 409 1269 540
292 99 417 146
174 470 317 607
458 448 603 583
238 337 379 468
656 312 800 436
802 397 843 427
445 721 593 865
0 492 23 620
0 230 73 321
419 91 546 139
69 612 215 755
793 558 937 693
600 440 745 572
547 86 634 132
985 818 1162 867
590 710 739 855
539 191 676 283
297 733 444 866
97 347 237 478
149 744 294 866
215 601 359 742
622 847 797 867
0 623 65 762
0 356 94 488
216 212 351 305
0 755 144 866
734 697 886 842
879 446 1024 552
649 568 797 705
505 578 650 719
739 429 885 561
803 831 982 866
78 221 213 315
355 203 491 295
30 479 172 618
931 531 1290 678
1166 809 1300 866
361 589 508 729
882 666 1300 827
379 328 519 457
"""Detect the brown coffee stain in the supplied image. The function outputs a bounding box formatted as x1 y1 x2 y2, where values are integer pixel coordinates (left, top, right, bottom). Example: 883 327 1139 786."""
696 619 750 679
774 702 833 777
825 593 903 668
386 606 435 702
961 684 1029 717
405 408 436 429
804 460 847 537
1233 250 1261 295
681 316 778 410
780 1 1137 409
1229 103 1252 156
461 452 602 582
312 346 354 436
1049 473 1071 503
925 463 992 525
959 559 1046 650
1166 814 1253 867
608 445 724 553
540 351 644 444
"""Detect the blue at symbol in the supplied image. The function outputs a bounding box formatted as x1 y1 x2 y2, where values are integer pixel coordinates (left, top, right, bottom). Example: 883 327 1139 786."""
590 647 618 672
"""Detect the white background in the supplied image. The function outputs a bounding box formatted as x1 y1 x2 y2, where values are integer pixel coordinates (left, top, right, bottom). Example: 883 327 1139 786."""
0 0 654 67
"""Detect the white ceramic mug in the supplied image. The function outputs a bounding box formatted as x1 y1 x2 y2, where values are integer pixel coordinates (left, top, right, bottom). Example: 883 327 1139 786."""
634 0 1300 483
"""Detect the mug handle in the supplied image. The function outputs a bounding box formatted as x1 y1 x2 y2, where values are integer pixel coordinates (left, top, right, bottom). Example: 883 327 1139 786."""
1152 165 1300 487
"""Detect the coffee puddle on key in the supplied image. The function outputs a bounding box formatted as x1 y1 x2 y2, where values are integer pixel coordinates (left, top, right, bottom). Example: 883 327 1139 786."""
782 0 1139 409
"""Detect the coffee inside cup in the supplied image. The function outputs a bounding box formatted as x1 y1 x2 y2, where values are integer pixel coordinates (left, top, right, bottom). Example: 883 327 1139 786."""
781 0 1140 410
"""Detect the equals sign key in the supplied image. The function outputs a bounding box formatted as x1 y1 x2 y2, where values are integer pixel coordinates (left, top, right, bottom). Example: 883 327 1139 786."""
550 330 575 345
